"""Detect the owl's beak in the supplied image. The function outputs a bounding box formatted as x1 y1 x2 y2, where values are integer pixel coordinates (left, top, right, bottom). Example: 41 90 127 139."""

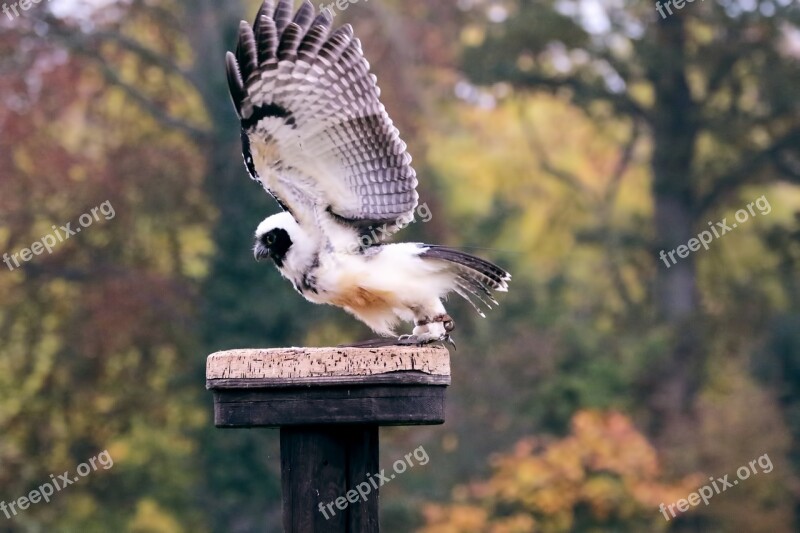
254 243 269 262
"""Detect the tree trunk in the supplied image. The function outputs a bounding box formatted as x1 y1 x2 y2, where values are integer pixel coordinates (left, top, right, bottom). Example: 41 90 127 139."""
646 15 704 429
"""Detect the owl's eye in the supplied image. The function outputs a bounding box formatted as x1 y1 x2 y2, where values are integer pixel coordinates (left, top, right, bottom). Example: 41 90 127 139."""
265 233 276 246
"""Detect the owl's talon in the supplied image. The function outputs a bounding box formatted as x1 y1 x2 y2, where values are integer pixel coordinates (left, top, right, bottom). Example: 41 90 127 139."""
397 332 456 349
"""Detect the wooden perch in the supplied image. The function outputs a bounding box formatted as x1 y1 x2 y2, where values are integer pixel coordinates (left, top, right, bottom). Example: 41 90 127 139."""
207 346 450 385
206 345 451 532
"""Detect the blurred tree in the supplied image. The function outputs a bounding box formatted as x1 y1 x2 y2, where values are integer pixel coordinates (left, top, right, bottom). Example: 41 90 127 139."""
0 1 213 528
2 0 799 531
420 410 701 533
456 0 800 427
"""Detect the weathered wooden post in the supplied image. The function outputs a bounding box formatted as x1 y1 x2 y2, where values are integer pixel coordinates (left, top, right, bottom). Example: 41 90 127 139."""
206 345 450 532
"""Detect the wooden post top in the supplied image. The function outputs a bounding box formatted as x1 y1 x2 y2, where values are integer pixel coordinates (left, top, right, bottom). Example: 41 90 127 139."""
207 346 450 427
206 345 451 389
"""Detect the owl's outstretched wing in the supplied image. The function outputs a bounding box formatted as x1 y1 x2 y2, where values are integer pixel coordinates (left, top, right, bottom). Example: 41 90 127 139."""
226 0 418 232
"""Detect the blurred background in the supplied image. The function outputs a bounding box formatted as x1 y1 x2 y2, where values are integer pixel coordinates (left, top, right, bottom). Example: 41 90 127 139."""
1 0 800 531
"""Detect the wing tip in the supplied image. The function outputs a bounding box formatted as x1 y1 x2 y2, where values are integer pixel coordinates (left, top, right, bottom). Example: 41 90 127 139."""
225 51 245 116
236 21 259 83
316 7 334 25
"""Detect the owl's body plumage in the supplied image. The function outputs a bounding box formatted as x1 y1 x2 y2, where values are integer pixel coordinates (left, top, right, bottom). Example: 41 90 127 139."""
226 0 510 345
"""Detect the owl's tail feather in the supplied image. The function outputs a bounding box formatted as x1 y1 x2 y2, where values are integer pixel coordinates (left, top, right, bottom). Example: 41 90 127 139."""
419 245 511 318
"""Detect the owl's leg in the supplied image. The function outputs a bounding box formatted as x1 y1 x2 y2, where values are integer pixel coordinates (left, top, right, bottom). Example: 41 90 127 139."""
397 301 456 349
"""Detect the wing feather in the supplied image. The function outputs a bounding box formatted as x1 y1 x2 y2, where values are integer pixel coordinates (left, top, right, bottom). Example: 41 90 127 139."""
226 0 418 231
255 15 278 66
311 8 334 31
273 0 294 34
253 1 273 39
297 24 329 63
292 0 315 32
225 52 245 116
277 22 302 60
236 21 259 84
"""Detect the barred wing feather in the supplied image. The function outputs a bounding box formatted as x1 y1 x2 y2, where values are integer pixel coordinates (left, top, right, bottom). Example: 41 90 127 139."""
226 0 418 230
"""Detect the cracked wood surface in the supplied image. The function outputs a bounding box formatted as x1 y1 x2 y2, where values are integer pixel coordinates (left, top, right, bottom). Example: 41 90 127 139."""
206 346 450 389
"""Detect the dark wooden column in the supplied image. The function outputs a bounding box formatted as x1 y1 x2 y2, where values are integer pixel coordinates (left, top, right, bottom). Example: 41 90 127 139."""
206 346 450 533
280 425 378 531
